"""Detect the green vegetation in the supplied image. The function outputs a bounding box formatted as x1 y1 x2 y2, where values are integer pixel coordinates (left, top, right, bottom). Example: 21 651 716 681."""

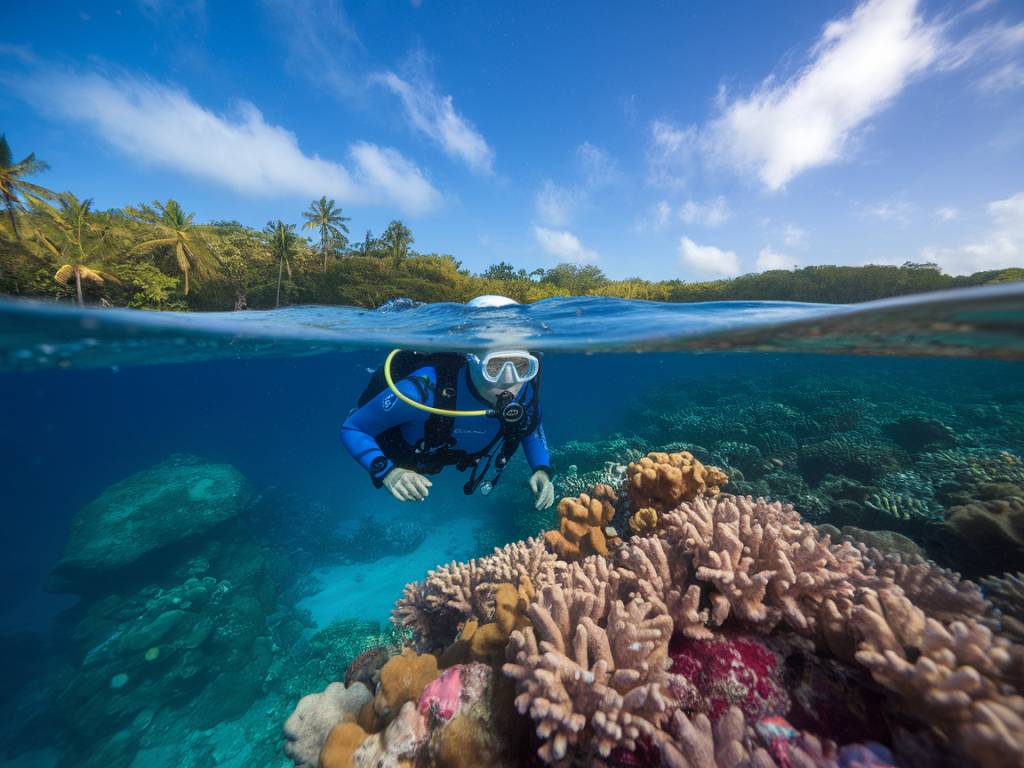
0 138 1021 310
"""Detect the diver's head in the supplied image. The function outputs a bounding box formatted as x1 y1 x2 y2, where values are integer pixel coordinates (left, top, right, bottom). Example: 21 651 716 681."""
467 349 539 400
467 295 519 309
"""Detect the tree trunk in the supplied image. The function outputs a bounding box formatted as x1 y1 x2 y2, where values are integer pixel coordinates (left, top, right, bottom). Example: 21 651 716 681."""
74 267 84 307
184 268 190 296
276 254 284 307
5 202 20 240
322 234 328 273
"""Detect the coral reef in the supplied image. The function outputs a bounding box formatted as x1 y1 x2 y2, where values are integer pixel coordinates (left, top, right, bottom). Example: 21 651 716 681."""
543 484 619 561
367 480 1024 767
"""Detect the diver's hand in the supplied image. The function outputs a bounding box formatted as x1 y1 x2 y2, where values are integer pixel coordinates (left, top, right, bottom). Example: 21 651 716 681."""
383 468 432 502
529 469 555 510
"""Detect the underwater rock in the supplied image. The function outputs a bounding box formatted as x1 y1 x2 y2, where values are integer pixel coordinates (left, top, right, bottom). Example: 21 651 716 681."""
344 646 392 691
338 516 426 564
44 457 282 767
283 681 372 768
883 416 956 452
49 455 248 593
946 483 1024 574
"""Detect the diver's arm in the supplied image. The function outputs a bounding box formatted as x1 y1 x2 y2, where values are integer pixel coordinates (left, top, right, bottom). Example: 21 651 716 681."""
340 378 428 486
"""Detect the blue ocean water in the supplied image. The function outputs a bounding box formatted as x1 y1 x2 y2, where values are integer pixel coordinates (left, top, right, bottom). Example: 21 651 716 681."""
1 287 1023 767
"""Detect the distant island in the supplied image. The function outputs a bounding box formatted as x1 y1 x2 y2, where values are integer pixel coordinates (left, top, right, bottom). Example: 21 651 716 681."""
2 135 1021 311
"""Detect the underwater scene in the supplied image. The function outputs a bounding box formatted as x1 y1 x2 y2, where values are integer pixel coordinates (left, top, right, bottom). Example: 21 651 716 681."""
2 289 1024 768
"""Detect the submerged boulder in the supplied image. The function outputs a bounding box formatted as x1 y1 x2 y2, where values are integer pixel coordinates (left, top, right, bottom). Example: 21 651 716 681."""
50 455 247 591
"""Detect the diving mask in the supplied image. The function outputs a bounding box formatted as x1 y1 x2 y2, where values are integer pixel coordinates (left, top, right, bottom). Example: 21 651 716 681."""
470 350 540 385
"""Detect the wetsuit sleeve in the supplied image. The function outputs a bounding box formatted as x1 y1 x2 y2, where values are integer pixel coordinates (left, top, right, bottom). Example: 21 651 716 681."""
521 392 552 474
340 376 429 486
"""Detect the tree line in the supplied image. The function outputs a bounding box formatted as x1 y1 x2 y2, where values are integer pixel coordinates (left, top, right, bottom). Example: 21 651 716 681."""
1 135 1021 311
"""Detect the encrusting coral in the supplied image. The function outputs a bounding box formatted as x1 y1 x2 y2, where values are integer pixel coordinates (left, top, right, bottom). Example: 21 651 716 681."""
543 484 619 561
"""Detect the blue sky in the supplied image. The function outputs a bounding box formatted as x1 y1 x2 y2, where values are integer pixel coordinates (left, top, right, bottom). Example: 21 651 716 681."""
3 0 1023 280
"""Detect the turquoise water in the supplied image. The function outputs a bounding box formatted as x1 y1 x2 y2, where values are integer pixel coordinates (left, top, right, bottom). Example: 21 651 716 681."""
1 287 1023 767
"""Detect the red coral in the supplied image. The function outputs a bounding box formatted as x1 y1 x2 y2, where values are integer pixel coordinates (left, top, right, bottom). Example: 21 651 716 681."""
668 633 790 722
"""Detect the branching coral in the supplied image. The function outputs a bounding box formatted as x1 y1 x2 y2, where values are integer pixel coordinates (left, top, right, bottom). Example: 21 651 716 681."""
544 484 619 561
393 537 565 649
852 587 1024 768
982 572 1024 643
503 557 679 764
660 495 862 635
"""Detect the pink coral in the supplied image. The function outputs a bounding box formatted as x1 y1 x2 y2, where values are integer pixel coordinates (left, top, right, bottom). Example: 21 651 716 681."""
418 665 462 721
668 633 789 722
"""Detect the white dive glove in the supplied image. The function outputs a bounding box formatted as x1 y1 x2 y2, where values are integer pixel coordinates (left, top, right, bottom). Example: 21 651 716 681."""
529 469 555 510
383 467 432 502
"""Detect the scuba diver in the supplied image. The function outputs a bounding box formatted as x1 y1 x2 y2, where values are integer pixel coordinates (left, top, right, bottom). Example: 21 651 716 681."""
340 296 555 510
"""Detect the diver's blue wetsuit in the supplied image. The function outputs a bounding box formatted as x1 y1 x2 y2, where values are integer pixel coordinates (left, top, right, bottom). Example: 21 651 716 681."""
341 363 551 487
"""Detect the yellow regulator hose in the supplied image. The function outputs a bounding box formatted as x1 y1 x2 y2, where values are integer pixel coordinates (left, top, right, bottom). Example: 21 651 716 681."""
384 349 489 417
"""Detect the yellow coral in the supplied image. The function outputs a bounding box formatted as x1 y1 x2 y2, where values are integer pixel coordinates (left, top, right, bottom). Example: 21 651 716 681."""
626 451 727 514
439 577 534 666
319 722 367 768
544 484 618 561
628 507 659 536
373 648 439 722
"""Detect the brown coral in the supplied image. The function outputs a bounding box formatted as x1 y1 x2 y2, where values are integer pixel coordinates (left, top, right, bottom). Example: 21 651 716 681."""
439 577 534 666
544 484 619 561
626 451 727 514
946 486 1024 569
374 649 439 722
628 506 659 536
393 537 565 650
318 722 369 768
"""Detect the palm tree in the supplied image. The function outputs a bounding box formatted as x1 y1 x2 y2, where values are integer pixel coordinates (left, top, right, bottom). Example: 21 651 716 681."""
0 135 56 239
264 220 297 307
301 196 350 272
31 194 117 306
381 220 414 262
130 199 218 295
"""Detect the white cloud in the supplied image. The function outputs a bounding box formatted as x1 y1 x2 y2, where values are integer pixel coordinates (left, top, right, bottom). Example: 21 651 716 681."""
705 0 939 190
534 180 578 227
654 201 673 229
647 119 697 187
677 236 741 277
979 62 1024 92
756 247 797 271
374 68 494 174
859 199 913 223
534 227 599 263
922 191 1024 274
935 206 960 221
576 142 619 187
263 0 366 100
12 67 440 214
783 224 807 247
678 196 732 227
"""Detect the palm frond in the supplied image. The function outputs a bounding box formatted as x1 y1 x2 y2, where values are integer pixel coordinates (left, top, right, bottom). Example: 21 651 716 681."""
53 264 75 285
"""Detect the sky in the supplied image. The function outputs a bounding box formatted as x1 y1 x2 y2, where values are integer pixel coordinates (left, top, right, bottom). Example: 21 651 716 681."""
2 0 1024 280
